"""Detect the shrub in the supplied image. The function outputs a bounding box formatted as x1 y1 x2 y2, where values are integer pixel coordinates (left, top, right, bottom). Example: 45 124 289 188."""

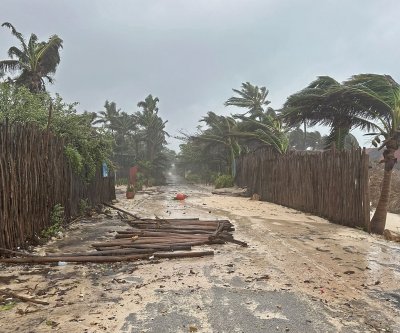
214 174 234 189
41 204 64 239
79 198 89 215
186 173 201 184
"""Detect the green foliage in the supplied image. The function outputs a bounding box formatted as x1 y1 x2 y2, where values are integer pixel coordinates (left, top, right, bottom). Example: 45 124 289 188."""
0 22 63 93
0 83 113 180
225 82 270 119
78 199 89 215
214 174 234 189
94 95 172 186
41 204 64 239
134 172 145 191
127 183 135 192
185 173 202 184
0 302 16 311
65 145 84 173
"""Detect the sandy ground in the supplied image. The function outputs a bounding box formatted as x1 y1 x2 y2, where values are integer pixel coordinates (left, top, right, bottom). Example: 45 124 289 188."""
383 213 400 233
0 183 399 333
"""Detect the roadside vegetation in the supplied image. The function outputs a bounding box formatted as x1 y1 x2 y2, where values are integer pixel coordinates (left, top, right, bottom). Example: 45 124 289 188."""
178 76 400 234
1 22 399 234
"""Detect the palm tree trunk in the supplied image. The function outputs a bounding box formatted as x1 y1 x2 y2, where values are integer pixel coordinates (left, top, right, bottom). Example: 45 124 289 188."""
370 169 392 234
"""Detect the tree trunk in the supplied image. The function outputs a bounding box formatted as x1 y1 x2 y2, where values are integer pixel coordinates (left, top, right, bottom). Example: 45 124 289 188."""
370 169 392 234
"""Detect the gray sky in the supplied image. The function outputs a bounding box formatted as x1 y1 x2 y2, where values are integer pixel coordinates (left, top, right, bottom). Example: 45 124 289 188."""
1 0 399 150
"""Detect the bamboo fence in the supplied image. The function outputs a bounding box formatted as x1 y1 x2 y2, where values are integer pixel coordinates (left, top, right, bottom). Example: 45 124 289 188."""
235 147 370 229
0 122 115 250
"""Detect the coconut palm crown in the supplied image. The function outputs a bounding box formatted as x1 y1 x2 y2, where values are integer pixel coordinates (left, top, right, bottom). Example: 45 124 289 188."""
282 73 400 234
225 82 270 120
0 22 63 93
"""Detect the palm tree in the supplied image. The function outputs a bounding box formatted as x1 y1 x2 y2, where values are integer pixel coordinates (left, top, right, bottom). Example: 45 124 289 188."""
194 112 241 176
282 74 400 234
234 112 289 154
225 82 270 120
136 95 168 162
93 100 120 129
137 94 159 114
0 22 63 92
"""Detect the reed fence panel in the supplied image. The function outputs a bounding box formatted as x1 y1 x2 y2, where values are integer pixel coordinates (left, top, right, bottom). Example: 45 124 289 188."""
235 147 370 229
0 122 115 250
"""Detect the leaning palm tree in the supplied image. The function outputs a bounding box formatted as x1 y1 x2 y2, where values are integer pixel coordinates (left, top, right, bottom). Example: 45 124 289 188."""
282 74 400 234
225 82 270 120
281 76 369 150
234 112 289 154
0 22 63 92
193 112 242 177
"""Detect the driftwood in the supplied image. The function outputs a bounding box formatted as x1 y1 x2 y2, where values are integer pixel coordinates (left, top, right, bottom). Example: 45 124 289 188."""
211 187 248 197
103 203 140 219
46 248 156 257
153 251 214 259
0 248 35 257
1 213 245 265
0 289 49 305
0 254 149 264
96 245 192 252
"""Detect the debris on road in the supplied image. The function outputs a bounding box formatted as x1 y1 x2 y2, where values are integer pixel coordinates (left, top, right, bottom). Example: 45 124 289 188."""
211 187 248 197
0 207 247 265
174 193 188 200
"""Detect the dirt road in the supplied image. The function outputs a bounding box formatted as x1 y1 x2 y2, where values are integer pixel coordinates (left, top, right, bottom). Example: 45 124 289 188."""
1 180 399 332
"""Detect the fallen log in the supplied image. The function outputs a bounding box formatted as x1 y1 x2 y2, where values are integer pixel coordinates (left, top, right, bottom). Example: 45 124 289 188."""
0 254 149 264
117 229 215 235
111 240 224 249
94 244 192 252
103 203 140 219
115 233 211 240
0 248 35 257
46 248 156 257
153 250 214 259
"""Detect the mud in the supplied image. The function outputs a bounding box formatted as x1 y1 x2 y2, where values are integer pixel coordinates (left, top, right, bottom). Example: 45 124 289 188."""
0 179 399 332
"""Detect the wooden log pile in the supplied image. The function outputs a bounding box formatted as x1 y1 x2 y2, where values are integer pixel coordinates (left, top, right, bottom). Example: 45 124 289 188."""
0 209 247 264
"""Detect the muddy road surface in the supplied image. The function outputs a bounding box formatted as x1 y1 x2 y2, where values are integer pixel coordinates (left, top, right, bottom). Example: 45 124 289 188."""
1 179 399 333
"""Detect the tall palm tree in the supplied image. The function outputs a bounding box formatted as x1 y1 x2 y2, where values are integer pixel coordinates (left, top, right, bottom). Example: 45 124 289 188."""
93 100 120 129
225 82 270 120
282 74 400 234
194 112 241 176
0 22 63 92
136 95 168 162
137 94 159 114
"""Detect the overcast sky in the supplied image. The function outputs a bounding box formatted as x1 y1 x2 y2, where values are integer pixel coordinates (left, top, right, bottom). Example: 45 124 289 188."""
1 0 399 150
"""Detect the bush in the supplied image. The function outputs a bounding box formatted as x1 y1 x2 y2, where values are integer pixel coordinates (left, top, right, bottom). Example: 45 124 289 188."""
214 174 234 189
41 204 64 239
186 173 202 184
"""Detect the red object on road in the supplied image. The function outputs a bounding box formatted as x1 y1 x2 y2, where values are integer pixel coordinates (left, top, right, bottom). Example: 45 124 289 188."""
175 193 187 200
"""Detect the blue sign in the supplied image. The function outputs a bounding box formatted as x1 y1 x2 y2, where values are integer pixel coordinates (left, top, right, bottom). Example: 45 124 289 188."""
102 162 108 177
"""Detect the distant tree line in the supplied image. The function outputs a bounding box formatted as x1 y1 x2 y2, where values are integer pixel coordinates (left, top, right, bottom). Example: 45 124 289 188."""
0 22 173 185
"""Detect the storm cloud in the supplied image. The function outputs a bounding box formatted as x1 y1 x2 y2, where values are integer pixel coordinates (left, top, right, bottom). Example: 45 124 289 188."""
1 0 399 149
